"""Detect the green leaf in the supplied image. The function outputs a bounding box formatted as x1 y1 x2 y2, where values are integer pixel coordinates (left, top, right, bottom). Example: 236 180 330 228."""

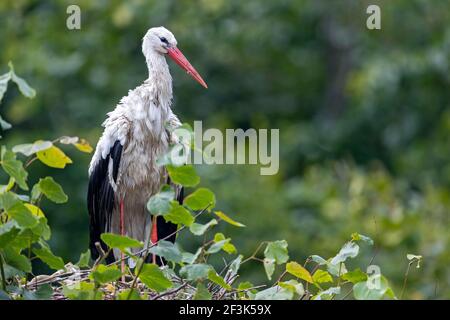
3 247 31 273
90 264 122 284
12 141 53 157
279 280 305 296
8 228 40 250
31 217 51 240
0 116 12 131
351 232 374 245
138 264 173 292
229 255 243 275
313 269 333 284
1 147 28 190
183 188 215 211
330 242 359 265
286 261 313 283
341 268 367 284
9 62 36 98
164 201 194 226
77 249 91 268
189 219 217 236
313 286 341 300
23 284 53 300
31 184 41 202
34 177 68 204
353 274 392 300
117 289 142 300
181 248 202 264
33 246 65 270
166 165 200 187
237 281 255 299
207 270 231 290
100 233 143 251
264 240 289 265
193 282 212 300
148 240 182 263
214 211 245 227
0 178 15 194
0 70 11 103
63 282 102 300
36 146 72 169
206 239 228 254
179 264 213 281
0 192 20 210
327 261 348 277
212 233 236 254
147 185 175 215
253 285 294 300
263 258 275 280
0 226 20 248
24 203 45 217
310 255 327 265
238 281 254 291
7 202 38 228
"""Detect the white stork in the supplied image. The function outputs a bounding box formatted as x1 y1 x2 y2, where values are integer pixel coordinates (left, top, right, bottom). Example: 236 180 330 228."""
87 27 207 266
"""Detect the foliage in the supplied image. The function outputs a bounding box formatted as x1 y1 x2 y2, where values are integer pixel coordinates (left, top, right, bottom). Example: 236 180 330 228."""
1 0 448 299
0 80 399 300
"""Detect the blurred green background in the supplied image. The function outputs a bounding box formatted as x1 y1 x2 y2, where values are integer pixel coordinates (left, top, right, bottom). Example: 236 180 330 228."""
1 0 449 299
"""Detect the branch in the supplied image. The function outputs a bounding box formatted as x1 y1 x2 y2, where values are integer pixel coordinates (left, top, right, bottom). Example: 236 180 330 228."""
151 282 188 300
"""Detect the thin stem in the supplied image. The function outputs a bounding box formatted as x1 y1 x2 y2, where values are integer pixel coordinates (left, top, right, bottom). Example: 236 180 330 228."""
151 282 188 300
25 156 37 168
241 242 267 264
273 270 287 286
0 253 7 291
330 263 343 300
400 262 412 299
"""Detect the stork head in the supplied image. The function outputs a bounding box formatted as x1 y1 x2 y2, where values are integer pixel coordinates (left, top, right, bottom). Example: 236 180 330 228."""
142 26 208 89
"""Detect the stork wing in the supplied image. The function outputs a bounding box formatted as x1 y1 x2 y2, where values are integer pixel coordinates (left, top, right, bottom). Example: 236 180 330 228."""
87 140 123 262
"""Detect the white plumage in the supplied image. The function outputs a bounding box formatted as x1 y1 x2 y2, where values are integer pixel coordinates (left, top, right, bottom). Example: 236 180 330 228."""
87 27 207 264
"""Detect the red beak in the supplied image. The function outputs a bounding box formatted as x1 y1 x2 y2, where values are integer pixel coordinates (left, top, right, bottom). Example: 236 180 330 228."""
167 47 208 89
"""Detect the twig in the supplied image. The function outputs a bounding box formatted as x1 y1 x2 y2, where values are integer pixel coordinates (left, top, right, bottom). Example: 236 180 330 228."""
305 263 320 293
242 242 267 264
0 253 7 291
24 156 37 168
341 287 353 300
227 284 266 296
368 216 380 267
400 261 413 299
151 282 188 300
273 270 287 286
93 242 109 268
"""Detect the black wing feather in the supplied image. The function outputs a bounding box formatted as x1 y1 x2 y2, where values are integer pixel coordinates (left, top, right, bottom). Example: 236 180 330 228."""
87 140 123 263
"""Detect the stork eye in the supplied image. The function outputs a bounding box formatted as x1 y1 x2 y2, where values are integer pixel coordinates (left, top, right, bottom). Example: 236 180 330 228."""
160 37 168 44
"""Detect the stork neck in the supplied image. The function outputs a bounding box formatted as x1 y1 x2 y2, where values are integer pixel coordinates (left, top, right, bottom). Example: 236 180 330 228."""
145 52 173 107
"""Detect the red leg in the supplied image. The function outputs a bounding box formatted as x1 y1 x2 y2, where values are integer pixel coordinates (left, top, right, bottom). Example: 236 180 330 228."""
120 199 125 280
151 215 158 264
